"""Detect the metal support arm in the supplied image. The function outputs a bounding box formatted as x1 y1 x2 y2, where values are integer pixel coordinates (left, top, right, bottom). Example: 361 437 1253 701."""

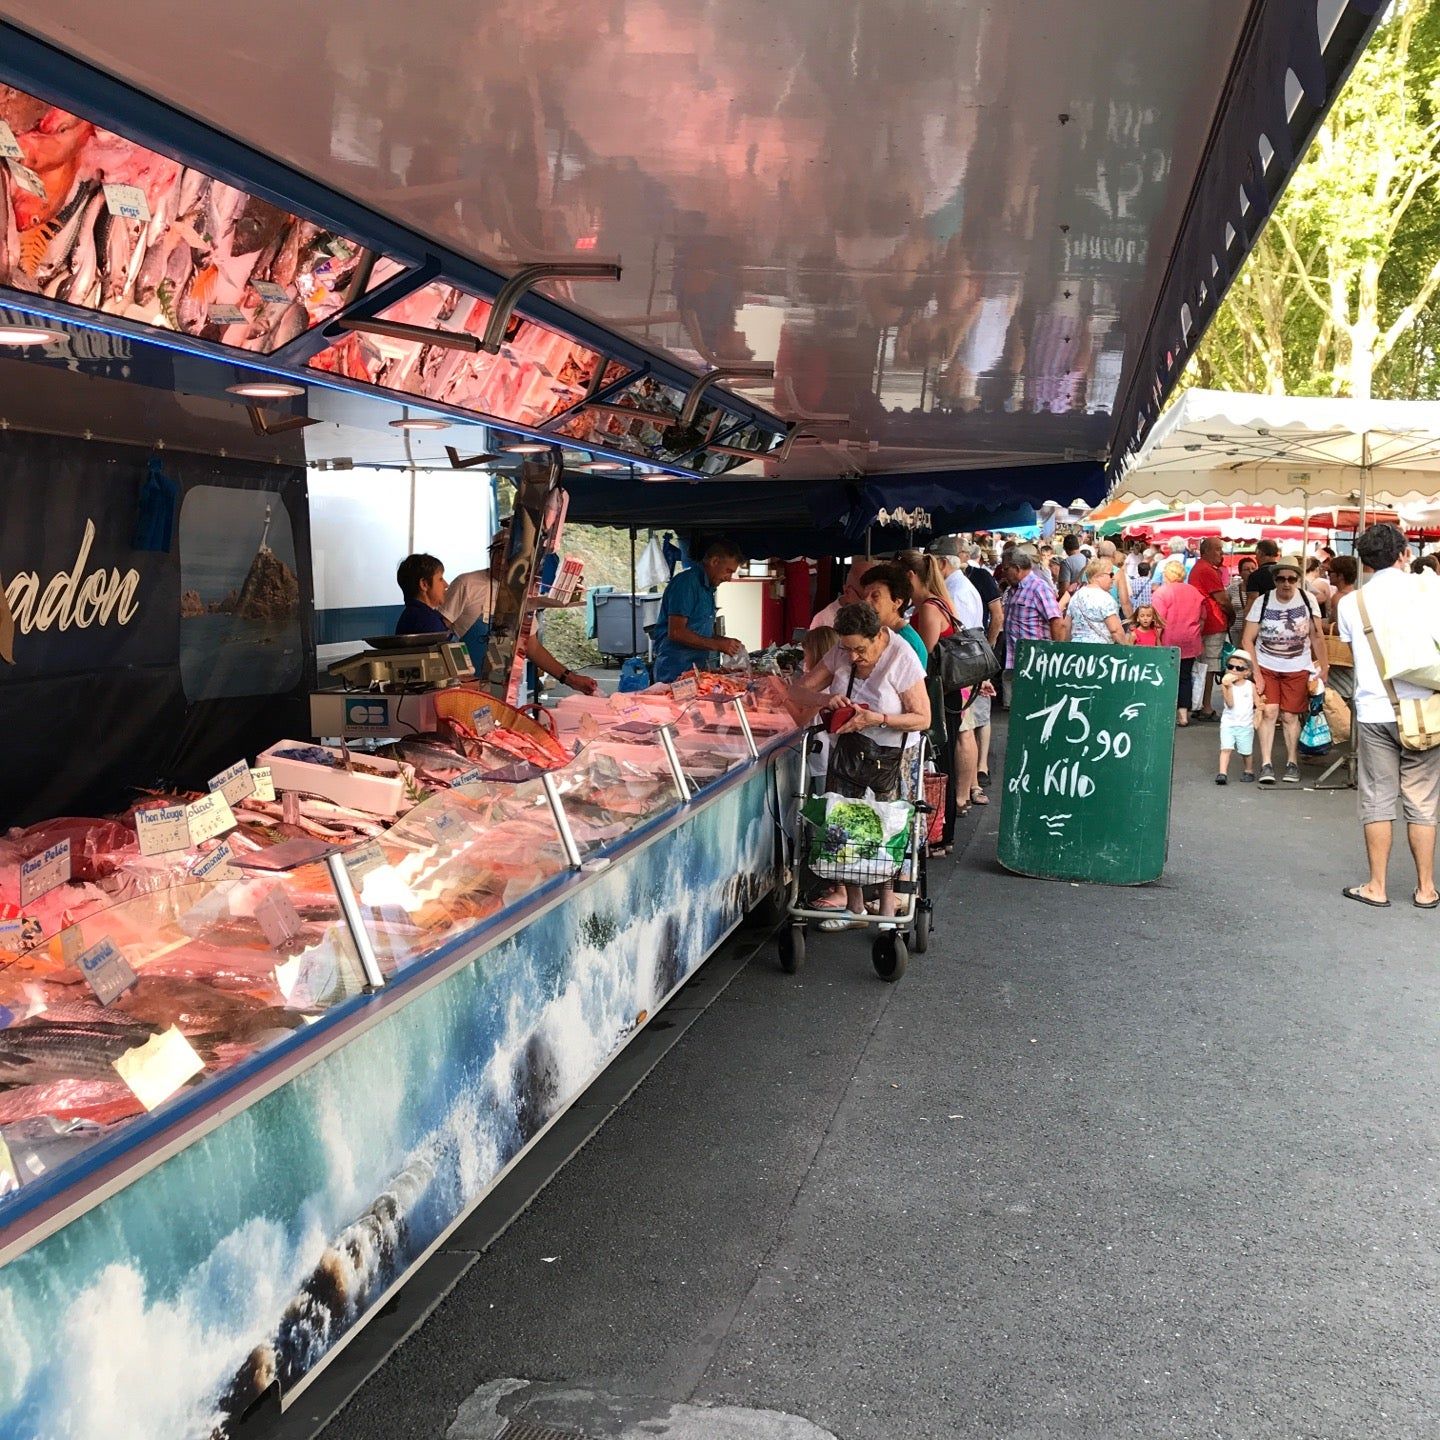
675 363 775 428
480 261 622 353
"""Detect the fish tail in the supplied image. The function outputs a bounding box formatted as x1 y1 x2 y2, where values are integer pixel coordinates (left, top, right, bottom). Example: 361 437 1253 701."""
18 224 49 276
189 262 219 304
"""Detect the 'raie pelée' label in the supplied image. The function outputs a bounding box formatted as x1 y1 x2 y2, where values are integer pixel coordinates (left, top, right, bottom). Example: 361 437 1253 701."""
20 840 71 907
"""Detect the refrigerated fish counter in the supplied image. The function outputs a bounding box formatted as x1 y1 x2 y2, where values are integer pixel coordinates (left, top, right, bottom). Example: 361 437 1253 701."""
0 681 800 1440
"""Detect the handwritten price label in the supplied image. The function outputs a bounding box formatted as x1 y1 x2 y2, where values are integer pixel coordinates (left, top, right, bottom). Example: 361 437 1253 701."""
102 182 150 223
342 839 387 884
186 792 237 845
471 704 495 734
209 759 257 808
672 675 699 703
0 121 23 163
425 809 463 844
207 303 248 326
78 937 138 1006
136 804 191 856
249 767 276 802
0 917 23 951
192 840 238 882
251 279 289 305
21 840 71 906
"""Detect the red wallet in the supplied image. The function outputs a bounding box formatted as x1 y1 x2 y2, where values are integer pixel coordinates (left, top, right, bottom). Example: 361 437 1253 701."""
824 704 858 733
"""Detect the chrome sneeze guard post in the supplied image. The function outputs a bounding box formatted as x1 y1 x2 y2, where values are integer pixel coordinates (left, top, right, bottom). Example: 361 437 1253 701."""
327 848 386 990
733 695 759 760
540 772 584 869
658 723 693 803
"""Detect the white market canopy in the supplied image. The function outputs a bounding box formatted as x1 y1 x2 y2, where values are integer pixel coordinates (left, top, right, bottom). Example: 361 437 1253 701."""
1112 389 1440 513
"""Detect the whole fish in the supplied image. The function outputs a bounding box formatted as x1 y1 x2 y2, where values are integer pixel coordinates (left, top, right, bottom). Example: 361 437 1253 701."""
0 1022 149 1086
17 176 98 286
61 187 107 307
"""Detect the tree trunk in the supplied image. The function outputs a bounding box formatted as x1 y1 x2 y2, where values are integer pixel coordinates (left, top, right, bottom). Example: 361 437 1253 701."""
1350 257 1382 401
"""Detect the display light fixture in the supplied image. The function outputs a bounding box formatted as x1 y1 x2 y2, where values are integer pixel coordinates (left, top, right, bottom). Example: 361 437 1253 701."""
389 417 451 431
500 441 554 454
0 324 63 346
577 459 627 472
226 380 305 400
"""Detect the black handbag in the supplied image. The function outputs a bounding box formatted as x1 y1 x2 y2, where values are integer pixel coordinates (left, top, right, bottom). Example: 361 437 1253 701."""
932 626 1001 694
824 664 905 797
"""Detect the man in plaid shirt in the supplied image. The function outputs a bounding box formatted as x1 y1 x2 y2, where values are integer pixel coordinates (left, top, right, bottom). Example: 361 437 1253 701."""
1003 553 1069 691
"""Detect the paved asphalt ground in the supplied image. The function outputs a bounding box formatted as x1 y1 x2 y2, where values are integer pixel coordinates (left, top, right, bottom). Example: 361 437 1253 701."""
321 719 1440 1440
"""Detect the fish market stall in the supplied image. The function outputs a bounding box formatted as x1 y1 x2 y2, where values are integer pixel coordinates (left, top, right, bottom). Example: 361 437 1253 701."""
0 680 800 1439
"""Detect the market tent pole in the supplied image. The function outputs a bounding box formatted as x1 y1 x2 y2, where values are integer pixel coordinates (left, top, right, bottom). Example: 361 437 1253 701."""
630 523 638 658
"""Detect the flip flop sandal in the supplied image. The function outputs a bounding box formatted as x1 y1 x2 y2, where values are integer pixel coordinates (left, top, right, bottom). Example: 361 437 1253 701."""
977 770 990 785
811 893 850 911
970 788 989 805
1414 891 1440 909
1342 885 1391 908
818 913 864 932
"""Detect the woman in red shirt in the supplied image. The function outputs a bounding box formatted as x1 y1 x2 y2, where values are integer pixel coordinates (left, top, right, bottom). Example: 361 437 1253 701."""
1152 559 1206 725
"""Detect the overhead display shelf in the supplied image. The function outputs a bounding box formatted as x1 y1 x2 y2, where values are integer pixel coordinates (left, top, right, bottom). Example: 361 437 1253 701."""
0 72 786 474
0 80 375 356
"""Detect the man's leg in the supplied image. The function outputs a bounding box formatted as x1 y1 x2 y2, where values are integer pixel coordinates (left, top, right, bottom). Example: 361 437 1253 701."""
1407 824 1437 904
1361 821 1394 902
1281 711 1302 765
1257 703 1279 769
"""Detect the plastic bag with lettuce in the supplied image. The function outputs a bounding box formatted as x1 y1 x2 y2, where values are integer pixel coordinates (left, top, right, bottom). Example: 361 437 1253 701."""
801 792 913 883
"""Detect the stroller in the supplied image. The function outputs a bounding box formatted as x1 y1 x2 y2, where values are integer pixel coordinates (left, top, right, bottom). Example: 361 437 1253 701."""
778 726 932 982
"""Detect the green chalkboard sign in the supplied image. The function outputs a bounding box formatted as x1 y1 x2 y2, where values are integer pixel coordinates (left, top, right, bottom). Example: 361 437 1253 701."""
998 640 1178 884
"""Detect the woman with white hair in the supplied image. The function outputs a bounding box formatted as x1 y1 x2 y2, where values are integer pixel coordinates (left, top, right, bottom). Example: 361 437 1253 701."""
1151 557 1206 725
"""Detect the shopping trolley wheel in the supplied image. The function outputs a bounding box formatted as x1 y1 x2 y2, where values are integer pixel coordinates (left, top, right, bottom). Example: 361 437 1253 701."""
872 930 907 982
913 900 931 955
779 923 806 974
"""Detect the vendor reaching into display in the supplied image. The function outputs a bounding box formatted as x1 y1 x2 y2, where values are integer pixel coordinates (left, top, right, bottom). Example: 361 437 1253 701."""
395 553 453 635
653 540 746 683
408 533 599 695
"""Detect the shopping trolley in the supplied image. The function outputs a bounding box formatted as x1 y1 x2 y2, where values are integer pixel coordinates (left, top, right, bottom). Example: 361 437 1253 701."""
778 726 933 982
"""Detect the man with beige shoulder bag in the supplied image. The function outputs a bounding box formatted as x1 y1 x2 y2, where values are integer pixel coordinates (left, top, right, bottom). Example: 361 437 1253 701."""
1337 523 1440 909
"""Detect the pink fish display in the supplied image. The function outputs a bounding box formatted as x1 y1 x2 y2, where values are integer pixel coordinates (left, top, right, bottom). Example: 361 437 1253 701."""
0 84 371 353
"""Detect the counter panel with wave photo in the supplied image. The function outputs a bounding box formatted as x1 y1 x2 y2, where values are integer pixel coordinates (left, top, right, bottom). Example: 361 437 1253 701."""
0 759 786 1440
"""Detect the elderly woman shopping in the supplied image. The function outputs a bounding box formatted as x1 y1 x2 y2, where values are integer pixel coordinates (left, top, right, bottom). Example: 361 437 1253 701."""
803 602 931 931
1152 557 1206 726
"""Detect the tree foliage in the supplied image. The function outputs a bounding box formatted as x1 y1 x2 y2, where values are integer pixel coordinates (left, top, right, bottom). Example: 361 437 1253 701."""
1189 0 1440 399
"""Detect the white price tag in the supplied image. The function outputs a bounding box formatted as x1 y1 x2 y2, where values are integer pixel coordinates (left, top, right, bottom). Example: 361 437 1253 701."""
342 839 387 884
425 809 463 844
186 791 237 844
102 182 150 222
209 759 257 808
77 936 138 1006
58 924 85 964
192 840 237 882
0 120 24 163
20 840 71 907
112 1026 204 1111
251 279 289 305
254 885 303 948
249 767 276 802
207 303 248 325
136 804 192 856
471 703 495 735
672 675 698 703
6 160 45 198
0 917 23 951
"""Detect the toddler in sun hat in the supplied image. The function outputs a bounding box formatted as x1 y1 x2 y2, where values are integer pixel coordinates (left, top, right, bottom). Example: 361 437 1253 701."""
1217 648 1257 785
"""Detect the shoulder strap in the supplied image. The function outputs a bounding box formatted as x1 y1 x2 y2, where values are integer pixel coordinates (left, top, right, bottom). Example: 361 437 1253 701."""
1355 589 1401 719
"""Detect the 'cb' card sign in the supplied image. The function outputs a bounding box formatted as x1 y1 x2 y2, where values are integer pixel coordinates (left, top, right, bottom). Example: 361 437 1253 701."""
999 641 1178 885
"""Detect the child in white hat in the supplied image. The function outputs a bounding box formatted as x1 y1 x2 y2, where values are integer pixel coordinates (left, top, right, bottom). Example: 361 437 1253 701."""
1218 649 1257 784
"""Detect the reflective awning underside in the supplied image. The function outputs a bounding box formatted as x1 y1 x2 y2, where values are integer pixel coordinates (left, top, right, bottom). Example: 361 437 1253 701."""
0 0 1385 486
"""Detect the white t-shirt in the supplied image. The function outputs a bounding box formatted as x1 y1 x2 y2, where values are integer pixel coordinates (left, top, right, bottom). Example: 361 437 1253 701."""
944 568 984 629
441 568 495 635
1222 678 1255 726
1246 589 1319 673
824 628 927 748
1336 568 1436 725
1068 585 1120 643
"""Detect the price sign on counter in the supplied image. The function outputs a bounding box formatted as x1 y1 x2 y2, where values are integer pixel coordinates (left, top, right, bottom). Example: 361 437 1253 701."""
471 703 495 735
187 792 237 845
209 759 257 808
207 303 249 325
251 279 288 306
342 840 387 885
102 182 150 223
0 916 23 952
249 767 276 802
21 840 71 907
137 804 192 856
77 937 138 1006
112 1026 204 1110
58 924 85 965
998 641 1178 886
192 841 238 882
672 675 699 703
425 809 463 844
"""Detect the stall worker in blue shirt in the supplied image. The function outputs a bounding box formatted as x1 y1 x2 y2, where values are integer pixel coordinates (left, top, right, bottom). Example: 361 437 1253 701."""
395 553 454 635
652 541 746 683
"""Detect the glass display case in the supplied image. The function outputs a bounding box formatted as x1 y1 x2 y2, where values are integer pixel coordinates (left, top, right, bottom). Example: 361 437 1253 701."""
0 692 797 1221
